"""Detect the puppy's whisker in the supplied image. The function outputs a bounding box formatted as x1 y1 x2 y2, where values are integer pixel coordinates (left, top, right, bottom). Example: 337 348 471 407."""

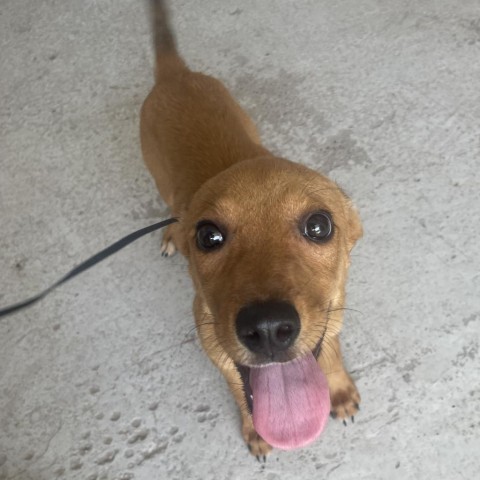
195 320 216 327
187 321 215 336
327 306 363 316
318 343 340 371
325 368 346 376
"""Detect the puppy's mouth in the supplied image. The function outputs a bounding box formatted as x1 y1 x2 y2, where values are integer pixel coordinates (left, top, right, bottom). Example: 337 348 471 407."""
235 338 330 450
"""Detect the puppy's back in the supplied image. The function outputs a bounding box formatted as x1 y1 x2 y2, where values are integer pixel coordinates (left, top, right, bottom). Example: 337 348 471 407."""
141 0 267 209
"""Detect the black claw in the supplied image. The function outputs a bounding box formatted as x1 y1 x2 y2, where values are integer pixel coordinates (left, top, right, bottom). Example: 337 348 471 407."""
330 411 338 419
263 455 266 463
354 403 360 410
351 416 355 424
247 444 252 453
256 455 260 462
343 419 347 427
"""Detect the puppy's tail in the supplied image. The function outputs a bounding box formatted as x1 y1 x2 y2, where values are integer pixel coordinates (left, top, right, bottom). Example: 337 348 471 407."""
149 0 186 80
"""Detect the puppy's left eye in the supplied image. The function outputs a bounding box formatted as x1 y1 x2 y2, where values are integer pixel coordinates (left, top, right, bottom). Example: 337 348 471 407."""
302 212 333 242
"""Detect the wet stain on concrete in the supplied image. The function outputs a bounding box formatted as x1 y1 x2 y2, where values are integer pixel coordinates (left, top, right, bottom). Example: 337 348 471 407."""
232 69 330 151
316 129 372 173
232 69 371 173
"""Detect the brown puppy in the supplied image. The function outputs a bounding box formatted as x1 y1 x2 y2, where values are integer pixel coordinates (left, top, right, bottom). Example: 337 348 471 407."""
141 1 362 457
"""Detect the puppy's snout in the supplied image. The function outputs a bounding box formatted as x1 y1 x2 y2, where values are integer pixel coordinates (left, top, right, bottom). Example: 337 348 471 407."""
235 301 300 358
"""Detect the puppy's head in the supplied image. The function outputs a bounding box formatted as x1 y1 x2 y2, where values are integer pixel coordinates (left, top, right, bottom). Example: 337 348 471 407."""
183 156 362 367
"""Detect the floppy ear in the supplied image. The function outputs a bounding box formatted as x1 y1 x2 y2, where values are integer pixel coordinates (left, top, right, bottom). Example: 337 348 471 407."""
345 202 363 252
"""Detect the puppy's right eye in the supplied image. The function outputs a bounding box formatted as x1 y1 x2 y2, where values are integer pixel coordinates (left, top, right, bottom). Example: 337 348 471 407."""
196 222 225 251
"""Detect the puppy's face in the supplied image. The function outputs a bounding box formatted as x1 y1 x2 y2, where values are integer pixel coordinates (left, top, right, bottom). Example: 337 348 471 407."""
183 157 362 367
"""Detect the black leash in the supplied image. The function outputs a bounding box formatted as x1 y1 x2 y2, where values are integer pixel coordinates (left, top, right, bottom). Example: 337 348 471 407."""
0 217 177 318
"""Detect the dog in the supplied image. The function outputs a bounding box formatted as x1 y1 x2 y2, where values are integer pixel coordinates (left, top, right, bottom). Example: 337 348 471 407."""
140 0 363 458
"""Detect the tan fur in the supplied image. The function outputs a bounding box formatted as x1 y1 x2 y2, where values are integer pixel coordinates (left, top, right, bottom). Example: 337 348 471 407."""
141 1 362 457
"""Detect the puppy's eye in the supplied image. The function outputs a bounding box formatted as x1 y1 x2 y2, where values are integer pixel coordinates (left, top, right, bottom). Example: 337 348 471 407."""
196 222 225 251
302 212 333 242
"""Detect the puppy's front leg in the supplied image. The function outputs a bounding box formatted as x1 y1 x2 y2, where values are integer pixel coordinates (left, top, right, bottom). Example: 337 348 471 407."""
160 222 178 257
160 217 187 257
223 368 272 459
319 335 361 422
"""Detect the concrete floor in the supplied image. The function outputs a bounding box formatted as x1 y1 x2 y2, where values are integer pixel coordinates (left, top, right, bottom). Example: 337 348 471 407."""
1 0 479 478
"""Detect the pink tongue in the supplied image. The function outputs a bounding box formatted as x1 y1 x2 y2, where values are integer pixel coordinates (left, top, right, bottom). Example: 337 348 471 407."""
249 352 330 450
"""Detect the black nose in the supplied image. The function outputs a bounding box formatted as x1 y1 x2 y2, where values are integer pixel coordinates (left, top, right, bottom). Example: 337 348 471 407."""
235 301 300 358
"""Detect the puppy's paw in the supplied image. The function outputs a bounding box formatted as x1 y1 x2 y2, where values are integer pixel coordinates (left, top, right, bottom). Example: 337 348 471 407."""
328 370 361 424
160 237 177 257
160 224 177 257
242 419 272 461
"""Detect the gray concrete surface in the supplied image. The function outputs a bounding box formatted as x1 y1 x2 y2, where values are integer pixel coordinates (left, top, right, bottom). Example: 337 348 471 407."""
1 0 479 478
